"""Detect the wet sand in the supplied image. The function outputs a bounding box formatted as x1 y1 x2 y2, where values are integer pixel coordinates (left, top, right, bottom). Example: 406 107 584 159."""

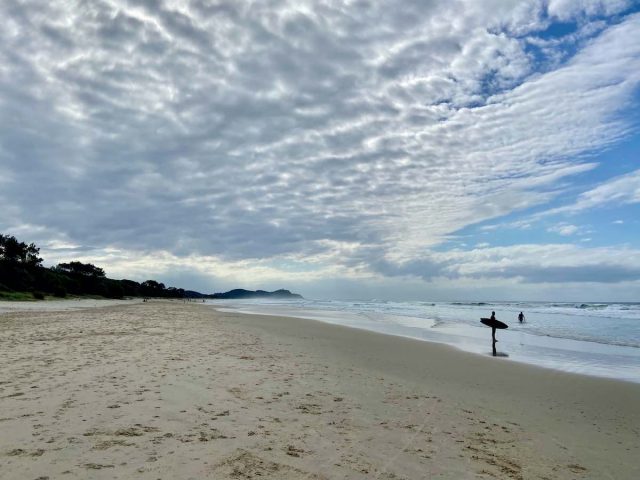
1 301 638 479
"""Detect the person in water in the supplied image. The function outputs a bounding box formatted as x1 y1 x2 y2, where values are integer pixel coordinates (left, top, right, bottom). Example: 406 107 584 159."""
490 311 497 344
518 311 525 323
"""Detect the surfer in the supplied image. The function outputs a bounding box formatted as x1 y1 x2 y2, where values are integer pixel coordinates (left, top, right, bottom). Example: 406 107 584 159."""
518 312 525 323
480 313 507 357
489 311 497 344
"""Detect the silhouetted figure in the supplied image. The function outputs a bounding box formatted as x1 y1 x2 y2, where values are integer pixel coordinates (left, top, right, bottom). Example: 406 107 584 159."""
480 312 507 357
490 310 497 335
518 312 525 323
490 311 497 356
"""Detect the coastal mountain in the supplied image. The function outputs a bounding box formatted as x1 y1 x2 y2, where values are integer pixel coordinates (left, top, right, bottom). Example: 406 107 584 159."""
209 289 303 300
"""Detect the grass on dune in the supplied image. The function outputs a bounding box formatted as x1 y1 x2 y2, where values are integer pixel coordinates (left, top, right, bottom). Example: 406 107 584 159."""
0 290 122 302
0 291 39 301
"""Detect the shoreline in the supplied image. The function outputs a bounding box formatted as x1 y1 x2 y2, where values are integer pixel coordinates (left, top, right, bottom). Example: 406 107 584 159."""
217 305 640 397
212 302 640 384
219 307 640 478
2 301 639 479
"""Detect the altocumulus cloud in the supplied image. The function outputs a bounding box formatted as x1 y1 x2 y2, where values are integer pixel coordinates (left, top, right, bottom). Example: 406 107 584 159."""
1 0 639 296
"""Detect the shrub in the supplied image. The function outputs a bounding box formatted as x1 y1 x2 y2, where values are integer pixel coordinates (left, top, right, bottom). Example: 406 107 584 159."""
53 285 67 297
32 291 45 300
105 280 124 299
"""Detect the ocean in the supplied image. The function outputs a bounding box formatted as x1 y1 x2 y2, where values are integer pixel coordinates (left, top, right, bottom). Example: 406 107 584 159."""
210 299 640 384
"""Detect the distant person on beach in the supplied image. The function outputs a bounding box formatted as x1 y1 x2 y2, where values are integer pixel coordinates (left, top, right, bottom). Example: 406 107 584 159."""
518 312 525 323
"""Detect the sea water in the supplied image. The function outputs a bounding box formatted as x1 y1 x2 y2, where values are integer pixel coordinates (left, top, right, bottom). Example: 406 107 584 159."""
210 299 640 383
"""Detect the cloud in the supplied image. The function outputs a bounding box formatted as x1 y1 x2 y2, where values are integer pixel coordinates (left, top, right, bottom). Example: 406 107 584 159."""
498 263 639 283
0 2 639 294
435 243 640 284
547 168 640 215
547 0 632 21
547 223 580 236
38 238 640 295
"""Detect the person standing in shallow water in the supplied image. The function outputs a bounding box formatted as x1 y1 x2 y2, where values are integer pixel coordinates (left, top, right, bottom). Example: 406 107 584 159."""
490 311 497 344
518 312 525 323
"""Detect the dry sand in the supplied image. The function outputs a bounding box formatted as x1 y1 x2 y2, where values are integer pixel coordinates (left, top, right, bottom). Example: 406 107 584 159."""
1 301 638 479
0 298 142 314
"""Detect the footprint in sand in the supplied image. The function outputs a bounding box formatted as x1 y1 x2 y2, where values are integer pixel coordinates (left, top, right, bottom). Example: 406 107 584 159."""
211 450 325 479
83 463 115 469
568 463 588 473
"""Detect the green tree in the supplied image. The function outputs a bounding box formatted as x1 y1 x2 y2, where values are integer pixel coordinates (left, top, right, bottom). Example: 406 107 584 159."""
141 280 165 297
54 262 106 295
0 234 43 291
120 279 141 296
55 261 105 278
0 234 42 267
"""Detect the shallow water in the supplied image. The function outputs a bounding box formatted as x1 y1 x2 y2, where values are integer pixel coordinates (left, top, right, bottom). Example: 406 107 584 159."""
210 299 640 384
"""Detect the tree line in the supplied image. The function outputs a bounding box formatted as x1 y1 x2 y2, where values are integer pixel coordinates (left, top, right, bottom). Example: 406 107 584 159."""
0 233 187 299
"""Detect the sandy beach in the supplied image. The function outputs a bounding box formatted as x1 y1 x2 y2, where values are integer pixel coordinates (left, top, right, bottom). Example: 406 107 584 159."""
1 301 638 479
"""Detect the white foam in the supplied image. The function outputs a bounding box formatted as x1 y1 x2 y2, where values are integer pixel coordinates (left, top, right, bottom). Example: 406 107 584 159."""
210 299 640 383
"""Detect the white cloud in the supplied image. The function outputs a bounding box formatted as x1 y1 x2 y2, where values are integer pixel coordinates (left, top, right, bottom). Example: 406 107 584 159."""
569 169 640 210
547 0 631 21
433 243 640 283
545 168 640 216
38 240 640 296
547 223 580 236
0 2 639 295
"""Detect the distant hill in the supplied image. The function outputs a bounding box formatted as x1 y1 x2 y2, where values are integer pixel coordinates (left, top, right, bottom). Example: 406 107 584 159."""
209 289 303 300
184 290 207 298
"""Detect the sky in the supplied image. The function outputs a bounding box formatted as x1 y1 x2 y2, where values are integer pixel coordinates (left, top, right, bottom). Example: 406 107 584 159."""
1 0 640 301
